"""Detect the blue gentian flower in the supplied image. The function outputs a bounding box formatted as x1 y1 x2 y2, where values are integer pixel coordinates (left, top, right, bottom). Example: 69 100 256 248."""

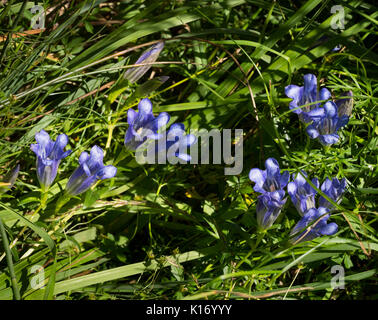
287 171 319 216
249 158 289 229
30 130 71 190
306 101 349 145
125 98 170 151
319 177 346 211
285 74 331 123
256 191 287 230
161 123 197 162
66 145 117 196
290 207 338 244
124 41 164 83
249 158 290 194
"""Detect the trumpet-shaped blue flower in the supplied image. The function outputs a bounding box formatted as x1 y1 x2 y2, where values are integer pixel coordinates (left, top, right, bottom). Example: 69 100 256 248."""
306 101 349 145
319 177 346 211
287 171 319 216
256 190 287 230
249 158 290 194
290 207 338 244
165 123 196 162
285 74 331 123
30 130 71 190
160 123 197 162
135 123 196 164
124 42 164 83
66 145 117 196
125 98 170 151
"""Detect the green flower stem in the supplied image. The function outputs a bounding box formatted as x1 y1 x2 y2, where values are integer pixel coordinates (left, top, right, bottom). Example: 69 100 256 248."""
105 122 115 152
40 188 49 210
235 230 266 270
55 193 71 214
305 135 311 153
323 145 331 153
0 218 21 300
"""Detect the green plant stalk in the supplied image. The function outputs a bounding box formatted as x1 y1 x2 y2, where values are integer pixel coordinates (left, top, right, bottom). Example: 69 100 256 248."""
40 188 49 210
0 217 21 300
323 145 331 153
235 230 266 270
55 193 71 214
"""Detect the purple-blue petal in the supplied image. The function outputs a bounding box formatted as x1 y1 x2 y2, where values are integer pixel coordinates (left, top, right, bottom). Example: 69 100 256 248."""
320 222 338 235
79 152 89 164
256 192 285 229
249 168 266 193
319 87 331 101
265 158 280 176
307 107 325 122
50 134 70 160
138 98 153 115
287 181 297 198
290 206 336 244
152 112 170 132
97 165 117 180
127 108 137 125
324 101 338 118
70 175 98 196
285 85 302 112
87 145 104 172
135 42 164 65
35 130 51 147
303 74 317 93
176 153 192 162
306 125 319 139
319 134 339 145
279 170 290 188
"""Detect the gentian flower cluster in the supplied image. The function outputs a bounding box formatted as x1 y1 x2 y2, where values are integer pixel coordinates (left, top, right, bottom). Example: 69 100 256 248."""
273 73 352 242
31 130 117 206
306 101 349 146
25 43 185 212
22 43 350 253
124 98 170 151
66 146 117 196
122 44 196 161
249 159 346 243
285 74 352 146
284 74 331 123
125 98 196 163
287 171 346 244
